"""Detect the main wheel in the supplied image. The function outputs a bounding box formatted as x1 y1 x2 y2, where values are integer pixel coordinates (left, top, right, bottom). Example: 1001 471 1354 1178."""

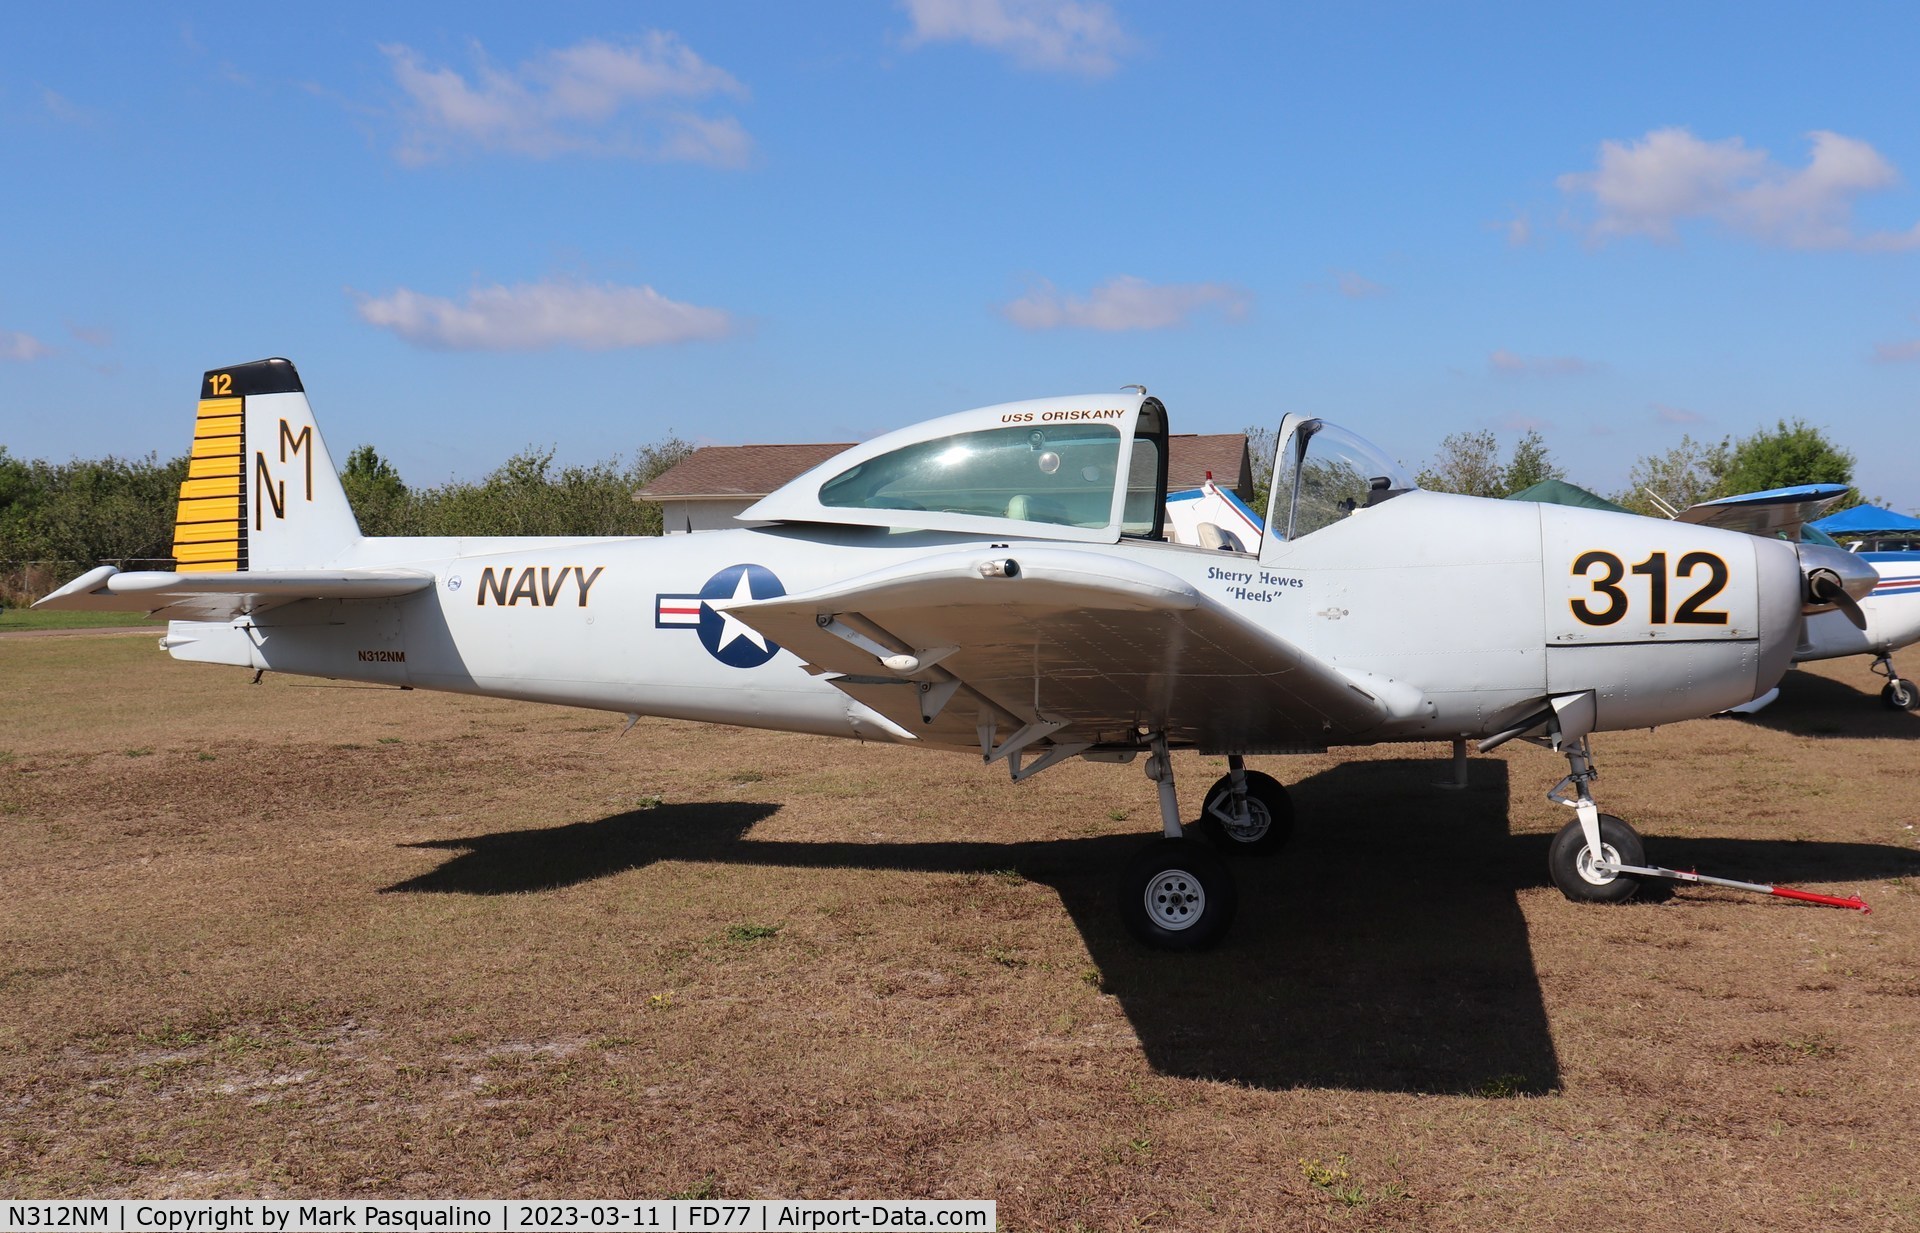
1195 770 1293 855
1883 679 1919 710
1118 838 1238 950
1547 813 1646 903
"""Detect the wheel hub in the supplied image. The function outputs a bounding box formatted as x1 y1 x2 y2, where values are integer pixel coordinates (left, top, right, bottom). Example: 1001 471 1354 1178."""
1143 868 1206 930
1213 793 1271 843
1576 842 1623 886
1224 800 1270 842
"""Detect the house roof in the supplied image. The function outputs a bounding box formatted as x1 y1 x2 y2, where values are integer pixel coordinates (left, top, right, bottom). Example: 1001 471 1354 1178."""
638 434 1254 502
635 443 851 500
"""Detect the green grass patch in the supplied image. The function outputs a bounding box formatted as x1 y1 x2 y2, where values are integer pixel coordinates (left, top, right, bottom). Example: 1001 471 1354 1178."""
0 608 153 632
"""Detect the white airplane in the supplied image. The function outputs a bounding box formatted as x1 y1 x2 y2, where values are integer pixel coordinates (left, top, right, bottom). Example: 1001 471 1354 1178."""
1795 536 1920 709
36 359 1881 948
1669 486 1920 711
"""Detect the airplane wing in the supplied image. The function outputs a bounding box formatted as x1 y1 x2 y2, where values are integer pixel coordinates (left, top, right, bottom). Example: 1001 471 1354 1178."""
34 565 435 621
1675 484 1852 537
718 547 1412 761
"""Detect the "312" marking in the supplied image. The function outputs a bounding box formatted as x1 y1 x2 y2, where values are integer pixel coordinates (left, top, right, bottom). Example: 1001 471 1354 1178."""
1570 550 1729 626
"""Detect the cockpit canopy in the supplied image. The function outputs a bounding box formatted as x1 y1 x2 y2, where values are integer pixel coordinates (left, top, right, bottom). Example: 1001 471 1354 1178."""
740 392 1413 548
743 393 1169 542
1267 417 1416 541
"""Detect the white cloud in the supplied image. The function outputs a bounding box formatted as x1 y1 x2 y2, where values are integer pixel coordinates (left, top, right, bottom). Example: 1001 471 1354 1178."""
382 34 750 166
1874 338 1920 363
355 280 734 351
1330 269 1386 299
1002 275 1250 331
1497 210 1533 247
1559 127 1920 251
1653 402 1708 424
1489 348 1600 376
900 0 1132 76
41 88 100 127
1 330 52 361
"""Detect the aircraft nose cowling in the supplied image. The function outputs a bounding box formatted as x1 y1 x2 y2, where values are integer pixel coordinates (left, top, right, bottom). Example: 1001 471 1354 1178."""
1798 541 1877 629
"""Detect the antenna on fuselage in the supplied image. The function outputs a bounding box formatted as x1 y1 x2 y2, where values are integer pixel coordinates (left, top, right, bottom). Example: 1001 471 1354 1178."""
1121 384 1147 395
1642 488 1681 519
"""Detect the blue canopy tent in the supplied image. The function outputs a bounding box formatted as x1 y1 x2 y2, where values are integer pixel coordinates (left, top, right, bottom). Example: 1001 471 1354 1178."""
1809 504 1920 538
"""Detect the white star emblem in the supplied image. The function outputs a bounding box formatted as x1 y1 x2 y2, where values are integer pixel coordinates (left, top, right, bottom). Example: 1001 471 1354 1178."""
710 570 769 653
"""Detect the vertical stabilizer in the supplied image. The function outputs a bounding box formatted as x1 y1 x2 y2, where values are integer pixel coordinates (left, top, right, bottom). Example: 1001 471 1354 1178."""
170 358 361 572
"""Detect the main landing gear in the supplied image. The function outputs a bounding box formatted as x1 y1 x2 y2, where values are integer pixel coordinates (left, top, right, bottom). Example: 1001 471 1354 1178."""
1195 756 1293 855
1542 736 1650 904
1116 747 1297 949
1871 654 1919 710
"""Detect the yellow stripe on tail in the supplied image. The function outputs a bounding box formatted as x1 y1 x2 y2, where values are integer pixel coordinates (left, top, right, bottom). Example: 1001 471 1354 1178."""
170 396 246 572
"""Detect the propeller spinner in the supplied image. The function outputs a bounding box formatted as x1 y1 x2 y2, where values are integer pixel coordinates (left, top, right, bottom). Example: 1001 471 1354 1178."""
1797 541 1877 630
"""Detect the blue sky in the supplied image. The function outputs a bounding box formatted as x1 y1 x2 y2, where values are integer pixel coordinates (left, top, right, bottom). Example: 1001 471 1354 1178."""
3 1 1918 508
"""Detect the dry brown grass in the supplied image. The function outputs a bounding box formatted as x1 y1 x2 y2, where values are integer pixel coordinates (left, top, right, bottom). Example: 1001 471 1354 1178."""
4 634 1919 1229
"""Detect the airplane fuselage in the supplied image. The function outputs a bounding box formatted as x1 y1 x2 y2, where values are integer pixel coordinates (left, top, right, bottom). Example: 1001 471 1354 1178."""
163 488 1804 752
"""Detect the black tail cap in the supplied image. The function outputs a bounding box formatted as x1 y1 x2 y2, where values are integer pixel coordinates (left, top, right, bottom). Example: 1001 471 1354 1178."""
202 358 304 399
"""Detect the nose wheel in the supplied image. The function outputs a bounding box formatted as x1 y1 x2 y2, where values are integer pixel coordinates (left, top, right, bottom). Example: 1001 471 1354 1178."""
1547 812 1646 902
1543 735 1650 904
1873 654 1919 710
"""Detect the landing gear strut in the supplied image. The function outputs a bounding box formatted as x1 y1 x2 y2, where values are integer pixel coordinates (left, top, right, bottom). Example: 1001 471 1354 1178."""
1871 654 1918 710
1194 755 1293 855
1117 736 1237 949
1543 736 1648 903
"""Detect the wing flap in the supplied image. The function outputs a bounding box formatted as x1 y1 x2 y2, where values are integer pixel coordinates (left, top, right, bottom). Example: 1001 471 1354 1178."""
34 566 435 621
722 547 1398 751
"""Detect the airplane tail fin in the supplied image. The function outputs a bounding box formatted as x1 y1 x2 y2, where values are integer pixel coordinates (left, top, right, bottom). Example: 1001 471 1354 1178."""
172 358 362 571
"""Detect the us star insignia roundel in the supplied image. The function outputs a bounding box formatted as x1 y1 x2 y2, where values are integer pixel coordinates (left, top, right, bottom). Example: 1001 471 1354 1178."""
654 563 786 668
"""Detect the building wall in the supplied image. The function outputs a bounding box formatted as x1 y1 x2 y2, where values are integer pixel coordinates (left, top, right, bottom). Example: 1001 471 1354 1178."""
660 498 759 534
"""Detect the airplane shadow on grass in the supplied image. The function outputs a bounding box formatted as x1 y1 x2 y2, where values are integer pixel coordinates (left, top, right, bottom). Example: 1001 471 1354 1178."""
1734 664 1920 739
385 758 1920 1095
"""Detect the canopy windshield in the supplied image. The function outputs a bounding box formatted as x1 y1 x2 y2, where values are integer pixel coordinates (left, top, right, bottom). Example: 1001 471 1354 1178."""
820 422 1126 530
1273 420 1415 540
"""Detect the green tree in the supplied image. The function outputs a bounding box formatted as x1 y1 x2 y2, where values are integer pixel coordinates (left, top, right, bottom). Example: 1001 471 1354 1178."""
339 444 411 537
629 435 696 536
408 435 696 538
1415 429 1505 497
1244 424 1276 515
1718 418 1855 499
1502 429 1565 494
0 453 185 566
1614 434 1730 516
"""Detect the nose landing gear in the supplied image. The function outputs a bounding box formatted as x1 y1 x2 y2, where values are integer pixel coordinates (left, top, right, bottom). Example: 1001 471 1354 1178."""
1872 654 1919 710
1543 735 1649 904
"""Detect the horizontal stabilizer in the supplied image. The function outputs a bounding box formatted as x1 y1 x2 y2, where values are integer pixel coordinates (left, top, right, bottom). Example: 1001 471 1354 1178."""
34 565 434 621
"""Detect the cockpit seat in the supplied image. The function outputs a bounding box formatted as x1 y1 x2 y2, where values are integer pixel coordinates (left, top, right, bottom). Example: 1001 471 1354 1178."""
1195 522 1245 552
1005 494 1073 525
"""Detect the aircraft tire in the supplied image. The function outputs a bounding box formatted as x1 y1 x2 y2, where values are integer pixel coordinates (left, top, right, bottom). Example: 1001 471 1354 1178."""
1118 838 1237 950
1195 770 1293 855
1548 814 1645 904
1883 679 1919 710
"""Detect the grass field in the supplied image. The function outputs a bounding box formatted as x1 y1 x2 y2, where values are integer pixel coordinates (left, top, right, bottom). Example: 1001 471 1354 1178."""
3 634 1918 1228
0 608 153 632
